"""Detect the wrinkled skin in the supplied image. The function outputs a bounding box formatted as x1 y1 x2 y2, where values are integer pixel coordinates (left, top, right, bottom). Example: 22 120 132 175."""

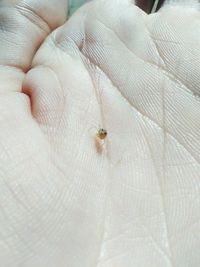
0 0 200 266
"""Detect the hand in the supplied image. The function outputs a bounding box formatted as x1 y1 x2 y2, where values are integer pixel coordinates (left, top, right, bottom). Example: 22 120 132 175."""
1 0 200 266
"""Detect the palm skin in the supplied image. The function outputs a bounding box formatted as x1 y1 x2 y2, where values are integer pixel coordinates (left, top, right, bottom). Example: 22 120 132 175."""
1 0 200 266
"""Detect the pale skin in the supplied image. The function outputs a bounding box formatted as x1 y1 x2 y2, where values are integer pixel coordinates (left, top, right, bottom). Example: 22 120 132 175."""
0 0 200 266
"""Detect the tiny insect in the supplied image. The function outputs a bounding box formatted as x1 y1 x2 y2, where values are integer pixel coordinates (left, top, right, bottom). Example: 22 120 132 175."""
96 128 107 140
96 128 108 140
95 128 107 153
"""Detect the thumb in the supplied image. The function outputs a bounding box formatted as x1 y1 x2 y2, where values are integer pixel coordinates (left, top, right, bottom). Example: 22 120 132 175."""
0 0 68 93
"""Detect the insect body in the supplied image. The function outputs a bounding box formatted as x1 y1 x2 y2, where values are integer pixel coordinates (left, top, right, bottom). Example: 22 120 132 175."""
96 128 107 140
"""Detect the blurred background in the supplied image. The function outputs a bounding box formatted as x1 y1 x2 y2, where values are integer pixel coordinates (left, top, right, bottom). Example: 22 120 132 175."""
68 0 91 16
68 0 164 16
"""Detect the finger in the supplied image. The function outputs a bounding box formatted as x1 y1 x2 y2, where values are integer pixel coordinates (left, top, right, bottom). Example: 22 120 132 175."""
22 11 100 148
0 0 68 93
22 0 141 134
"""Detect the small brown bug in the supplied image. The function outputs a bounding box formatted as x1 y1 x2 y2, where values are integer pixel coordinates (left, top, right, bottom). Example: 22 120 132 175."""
96 128 107 140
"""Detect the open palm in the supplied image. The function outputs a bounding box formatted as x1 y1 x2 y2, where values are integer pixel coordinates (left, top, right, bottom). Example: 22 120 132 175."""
1 0 200 266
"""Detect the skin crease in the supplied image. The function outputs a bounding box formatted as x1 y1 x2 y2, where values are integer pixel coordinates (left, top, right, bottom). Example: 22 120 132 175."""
0 0 200 266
